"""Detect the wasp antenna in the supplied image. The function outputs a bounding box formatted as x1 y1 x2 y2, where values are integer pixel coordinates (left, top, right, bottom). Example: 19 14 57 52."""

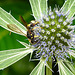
20 16 28 28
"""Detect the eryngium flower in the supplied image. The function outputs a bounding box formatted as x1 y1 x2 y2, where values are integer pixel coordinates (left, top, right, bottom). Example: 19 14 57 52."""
32 7 75 61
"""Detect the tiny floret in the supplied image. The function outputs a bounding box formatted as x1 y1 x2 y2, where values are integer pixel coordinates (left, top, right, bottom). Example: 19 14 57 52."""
55 40 59 43
45 24 49 28
57 33 61 37
62 29 66 32
49 11 53 16
51 21 55 25
58 18 63 22
63 21 67 25
51 36 54 40
51 29 55 32
60 36 64 40
46 31 50 35
57 25 60 28
51 15 55 19
44 36 48 40
41 29 45 33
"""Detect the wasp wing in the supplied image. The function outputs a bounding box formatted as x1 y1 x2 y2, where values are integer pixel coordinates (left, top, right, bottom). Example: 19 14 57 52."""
7 24 26 36
0 7 27 36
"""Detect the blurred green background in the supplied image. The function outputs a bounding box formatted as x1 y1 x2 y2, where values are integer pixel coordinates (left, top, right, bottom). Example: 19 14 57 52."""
0 0 65 75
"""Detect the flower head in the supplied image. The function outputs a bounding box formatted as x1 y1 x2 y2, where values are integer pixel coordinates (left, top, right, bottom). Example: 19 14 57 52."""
31 7 75 61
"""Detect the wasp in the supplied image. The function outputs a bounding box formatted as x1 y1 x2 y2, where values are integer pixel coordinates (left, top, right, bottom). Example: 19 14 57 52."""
7 16 39 44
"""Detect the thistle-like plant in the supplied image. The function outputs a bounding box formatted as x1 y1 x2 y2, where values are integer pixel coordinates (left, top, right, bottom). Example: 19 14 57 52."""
0 0 75 75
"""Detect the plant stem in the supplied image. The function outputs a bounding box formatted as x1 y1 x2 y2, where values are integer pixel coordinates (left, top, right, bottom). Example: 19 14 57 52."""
46 60 52 75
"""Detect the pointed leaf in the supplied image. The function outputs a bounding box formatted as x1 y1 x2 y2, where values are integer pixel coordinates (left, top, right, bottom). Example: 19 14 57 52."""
17 40 31 48
67 50 75 58
29 0 48 20
0 47 33 70
17 40 35 61
60 0 75 18
58 60 75 75
0 7 27 36
45 60 53 73
30 59 45 75
64 61 75 74
68 3 75 18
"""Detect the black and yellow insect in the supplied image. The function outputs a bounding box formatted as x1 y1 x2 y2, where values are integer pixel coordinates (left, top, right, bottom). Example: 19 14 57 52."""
7 16 39 44
20 16 39 43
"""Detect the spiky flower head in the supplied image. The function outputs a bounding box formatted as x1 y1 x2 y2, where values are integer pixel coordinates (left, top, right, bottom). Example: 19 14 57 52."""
32 7 75 61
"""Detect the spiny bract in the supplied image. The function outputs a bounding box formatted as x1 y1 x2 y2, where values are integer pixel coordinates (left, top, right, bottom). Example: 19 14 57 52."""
32 7 75 61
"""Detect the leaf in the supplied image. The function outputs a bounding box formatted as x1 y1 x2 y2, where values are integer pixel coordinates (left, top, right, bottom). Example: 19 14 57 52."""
45 60 53 74
17 40 30 48
30 59 45 75
17 40 40 61
29 0 48 20
0 7 27 36
58 60 75 75
17 40 35 61
7 24 26 36
0 47 34 70
67 50 75 58
60 0 75 18
68 4 75 18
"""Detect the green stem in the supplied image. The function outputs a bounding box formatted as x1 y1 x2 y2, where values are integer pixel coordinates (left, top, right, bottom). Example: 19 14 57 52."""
46 60 52 75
